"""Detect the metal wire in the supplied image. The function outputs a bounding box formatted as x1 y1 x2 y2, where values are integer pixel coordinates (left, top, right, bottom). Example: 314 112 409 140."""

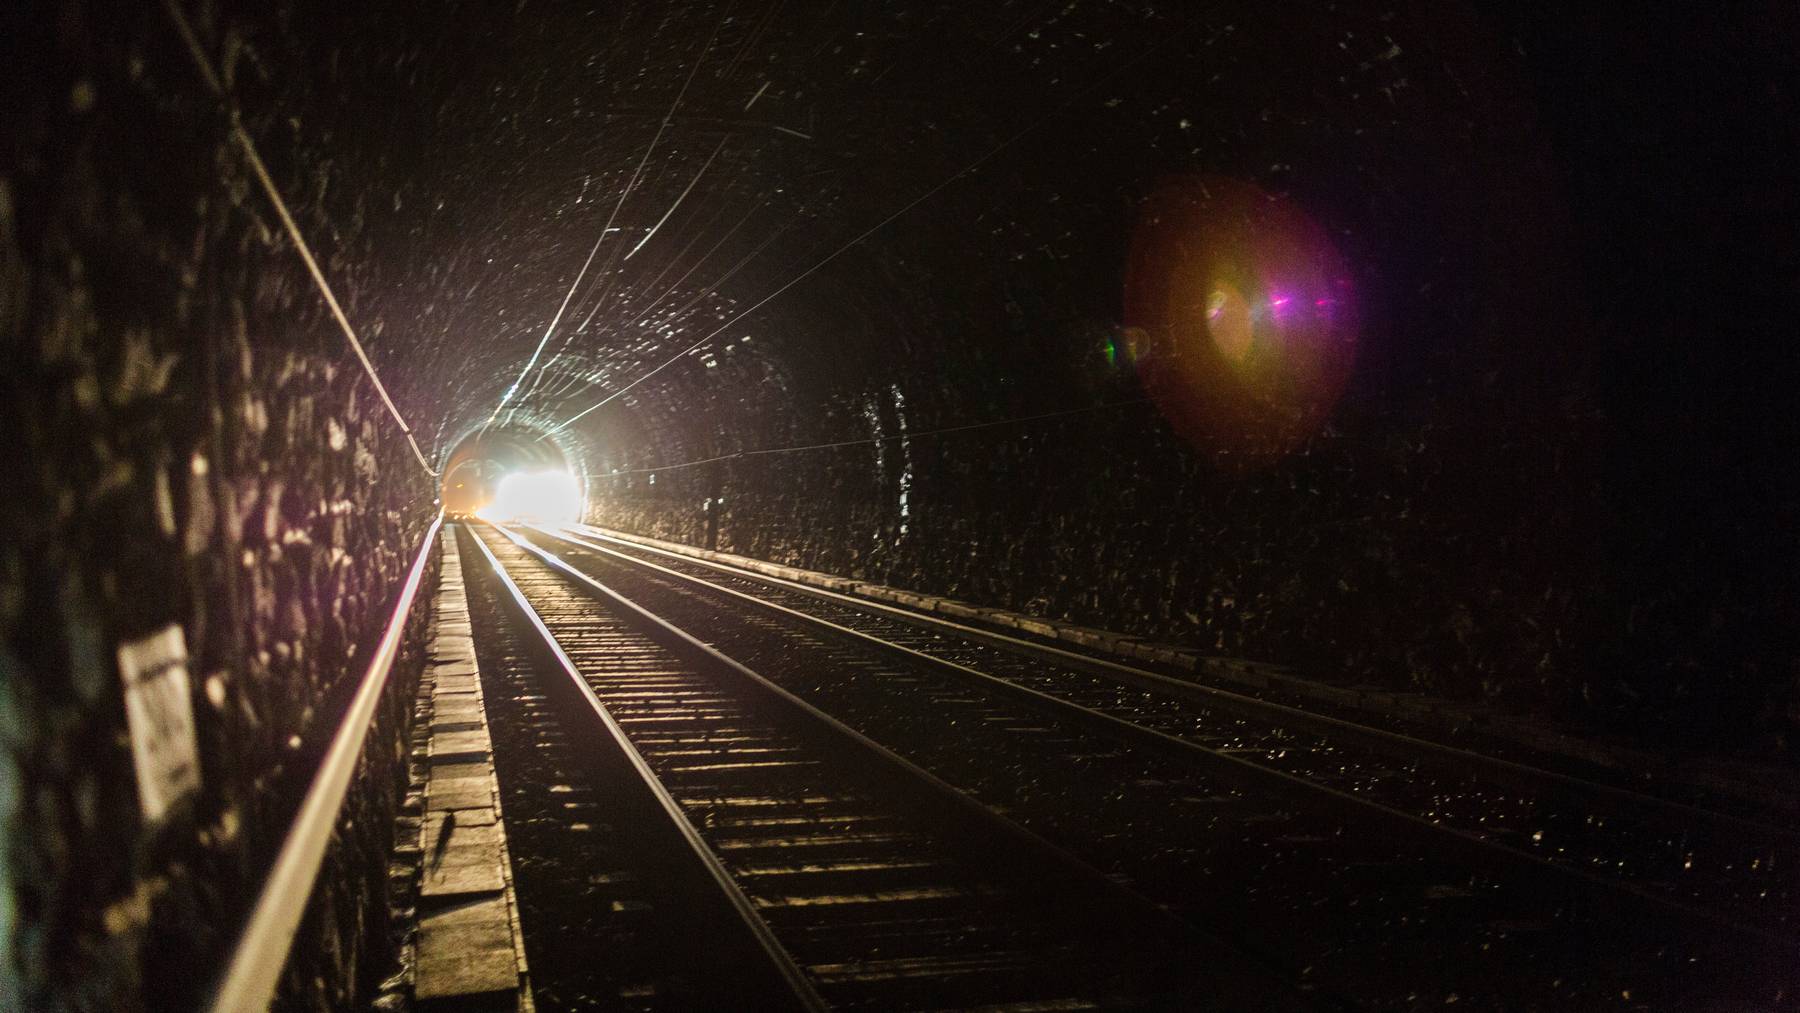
164 0 437 477
498 9 729 426
592 397 1154 477
547 15 1203 437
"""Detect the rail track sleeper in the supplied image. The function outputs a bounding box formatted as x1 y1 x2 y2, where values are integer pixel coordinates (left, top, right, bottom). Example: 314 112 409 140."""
485 522 1313 1010
496 526 1208 941
554 525 1798 844
463 525 832 1012
527 523 1800 963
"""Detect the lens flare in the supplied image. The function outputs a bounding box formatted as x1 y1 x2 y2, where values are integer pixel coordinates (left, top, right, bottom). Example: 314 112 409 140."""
477 469 583 524
1204 283 1254 363
1124 176 1358 461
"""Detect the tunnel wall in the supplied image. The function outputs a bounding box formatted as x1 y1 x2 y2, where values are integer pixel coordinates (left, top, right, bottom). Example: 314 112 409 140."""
591 354 1785 752
578 13 1616 729
591 378 1599 710
2 5 435 1009
579 4 1799 753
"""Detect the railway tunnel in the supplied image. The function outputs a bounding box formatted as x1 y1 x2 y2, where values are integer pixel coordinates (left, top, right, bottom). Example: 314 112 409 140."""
5 1 1800 1009
442 428 586 522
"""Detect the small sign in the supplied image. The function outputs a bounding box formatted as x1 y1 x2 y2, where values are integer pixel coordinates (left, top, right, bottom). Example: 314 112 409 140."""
117 624 201 825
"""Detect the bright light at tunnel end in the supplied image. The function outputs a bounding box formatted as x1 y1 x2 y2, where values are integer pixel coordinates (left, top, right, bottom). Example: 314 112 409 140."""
476 469 584 525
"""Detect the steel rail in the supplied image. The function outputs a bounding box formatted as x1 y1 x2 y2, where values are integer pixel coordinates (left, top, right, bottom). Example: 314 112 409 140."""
556 524 1800 845
207 511 443 1013
488 525 1214 945
466 526 830 1012
524 524 1800 957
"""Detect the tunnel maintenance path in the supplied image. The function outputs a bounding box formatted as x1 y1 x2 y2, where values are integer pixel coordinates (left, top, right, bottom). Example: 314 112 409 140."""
405 519 1800 1010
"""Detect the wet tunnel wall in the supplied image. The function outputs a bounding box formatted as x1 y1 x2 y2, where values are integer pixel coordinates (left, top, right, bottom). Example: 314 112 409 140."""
4 4 435 1007
569 3 1800 749
5 2 1800 1008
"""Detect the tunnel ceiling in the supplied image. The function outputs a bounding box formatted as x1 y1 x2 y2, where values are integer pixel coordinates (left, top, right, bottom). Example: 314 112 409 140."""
226 0 1548 478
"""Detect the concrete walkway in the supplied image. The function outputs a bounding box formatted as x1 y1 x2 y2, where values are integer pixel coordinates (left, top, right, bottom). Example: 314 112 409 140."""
403 530 532 1010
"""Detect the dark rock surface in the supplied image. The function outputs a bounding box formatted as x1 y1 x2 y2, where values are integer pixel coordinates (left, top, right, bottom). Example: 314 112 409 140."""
550 3 1798 755
3 4 434 1008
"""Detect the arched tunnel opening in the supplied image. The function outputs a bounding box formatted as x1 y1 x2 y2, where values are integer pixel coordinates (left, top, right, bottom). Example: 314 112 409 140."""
6 2 1799 1009
440 425 586 522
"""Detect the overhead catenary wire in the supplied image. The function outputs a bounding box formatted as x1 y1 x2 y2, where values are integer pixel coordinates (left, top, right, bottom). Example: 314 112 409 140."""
619 224 790 340
486 221 610 430
594 197 759 339
720 0 786 80
492 9 727 430
625 137 727 261
594 397 1154 477
560 163 744 347
527 210 767 409
547 17 1201 437
533 142 759 404
547 150 1007 434
533 214 784 408
603 197 736 319
163 0 436 477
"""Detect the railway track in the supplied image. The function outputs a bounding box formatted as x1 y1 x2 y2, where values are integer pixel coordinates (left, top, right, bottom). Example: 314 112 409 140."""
459 523 1299 1010
491 520 1799 1008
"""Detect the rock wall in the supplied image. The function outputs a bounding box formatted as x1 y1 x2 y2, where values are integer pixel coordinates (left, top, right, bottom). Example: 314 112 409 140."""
590 376 1601 708
589 341 1790 753
582 6 1799 757
2 4 434 1008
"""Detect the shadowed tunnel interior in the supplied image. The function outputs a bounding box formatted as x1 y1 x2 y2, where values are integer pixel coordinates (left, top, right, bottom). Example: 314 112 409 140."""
4 1 1799 1008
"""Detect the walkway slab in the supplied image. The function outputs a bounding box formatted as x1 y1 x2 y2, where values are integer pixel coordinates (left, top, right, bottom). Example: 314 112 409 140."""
404 528 533 1010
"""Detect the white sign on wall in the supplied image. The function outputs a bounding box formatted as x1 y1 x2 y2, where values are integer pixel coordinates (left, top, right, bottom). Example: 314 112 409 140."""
116 624 201 825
